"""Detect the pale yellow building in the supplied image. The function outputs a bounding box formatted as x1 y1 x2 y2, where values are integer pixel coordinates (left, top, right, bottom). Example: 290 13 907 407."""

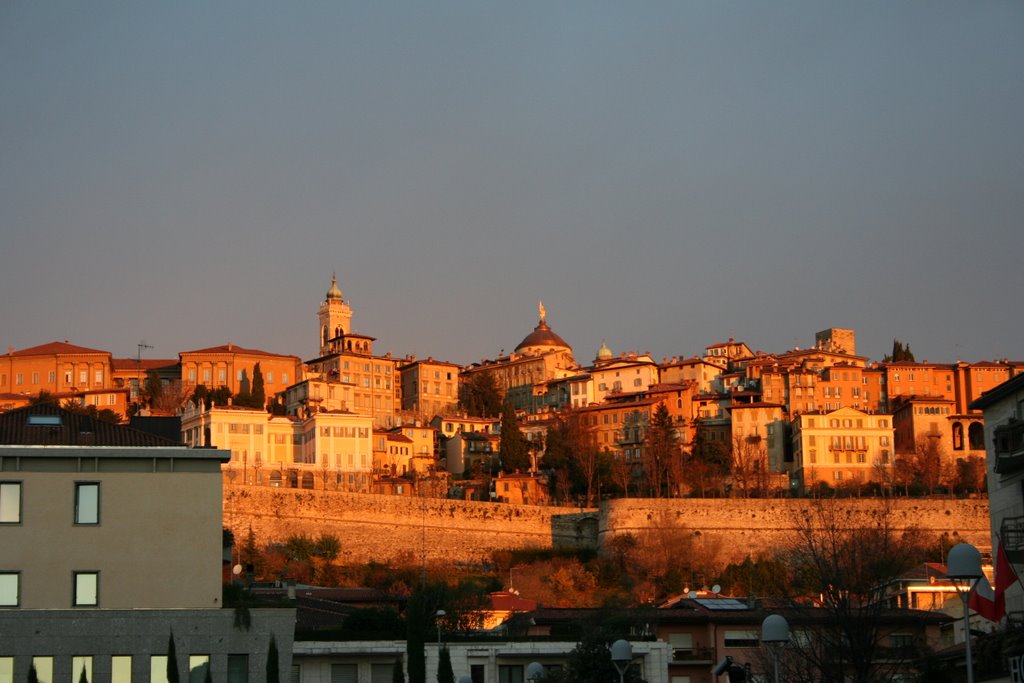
461 304 578 414
398 357 460 420
588 349 659 404
792 407 895 493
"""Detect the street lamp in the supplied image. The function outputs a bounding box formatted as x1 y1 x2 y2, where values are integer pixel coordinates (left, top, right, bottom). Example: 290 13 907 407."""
947 543 983 683
610 639 633 683
761 614 790 683
525 661 545 682
435 609 447 648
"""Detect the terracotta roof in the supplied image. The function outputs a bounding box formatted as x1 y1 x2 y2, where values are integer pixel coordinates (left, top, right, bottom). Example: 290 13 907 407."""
111 358 179 371
0 403 180 447
180 343 298 358
515 320 571 353
7 341 109 357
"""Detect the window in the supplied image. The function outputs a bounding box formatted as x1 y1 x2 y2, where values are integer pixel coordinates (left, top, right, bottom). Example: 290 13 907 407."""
0 483 21 524
498 666 524 683
111 657 132 683
15 374 22 386
74 571 99 606
834 471 844 481
0 658 13 683
189 656 210 683
80 370 88 384
0 572 19 606
330 664 358 683
32 372 39 385
94 370 103 384
724 630 760 647
72 657 92 683
75 482 100 524
150 657 169 683
32 659 52 683
227 655 248 683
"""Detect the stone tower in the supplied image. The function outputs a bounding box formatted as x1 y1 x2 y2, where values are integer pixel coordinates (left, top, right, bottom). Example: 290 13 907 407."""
317 273 352 356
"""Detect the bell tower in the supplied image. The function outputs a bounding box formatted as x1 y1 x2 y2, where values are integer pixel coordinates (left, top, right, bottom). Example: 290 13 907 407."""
317 273 352 356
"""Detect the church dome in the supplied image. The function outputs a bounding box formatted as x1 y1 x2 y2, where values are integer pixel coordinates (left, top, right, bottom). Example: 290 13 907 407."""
326 274 343 301
596 340 613 361
515 303 571 354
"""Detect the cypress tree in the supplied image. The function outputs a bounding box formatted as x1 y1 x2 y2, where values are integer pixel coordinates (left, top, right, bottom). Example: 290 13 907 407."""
266 634 280 683
499 400 530 473
251 362 266 409
392 657 405 683
166 632 180 683
436 648 455 683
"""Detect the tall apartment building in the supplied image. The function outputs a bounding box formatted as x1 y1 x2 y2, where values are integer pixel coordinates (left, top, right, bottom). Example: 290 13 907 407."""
398 357 460 420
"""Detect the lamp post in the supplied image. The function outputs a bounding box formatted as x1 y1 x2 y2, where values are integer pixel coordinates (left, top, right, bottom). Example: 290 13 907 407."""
435 609 446 648
761 614 790 683
525 662 545 682
947 543 983 683
610 640 632 683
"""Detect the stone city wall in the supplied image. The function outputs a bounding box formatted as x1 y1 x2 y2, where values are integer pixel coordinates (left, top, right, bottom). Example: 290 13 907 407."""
223 484 991 567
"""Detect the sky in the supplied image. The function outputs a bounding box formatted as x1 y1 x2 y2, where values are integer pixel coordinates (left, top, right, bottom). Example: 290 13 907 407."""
2 2 1022 368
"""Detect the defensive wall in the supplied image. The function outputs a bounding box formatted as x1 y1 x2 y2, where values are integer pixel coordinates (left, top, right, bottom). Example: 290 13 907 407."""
222 484 991 567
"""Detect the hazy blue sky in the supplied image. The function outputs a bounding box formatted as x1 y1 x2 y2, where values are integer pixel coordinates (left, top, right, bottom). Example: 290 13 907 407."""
2 2 1021 366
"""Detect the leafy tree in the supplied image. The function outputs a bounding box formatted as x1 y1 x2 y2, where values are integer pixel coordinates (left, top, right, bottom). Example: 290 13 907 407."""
954 456 986 495
686 421 729 497
266 634 280 683
30 391 58 406
730 434 770 498
436 647 455 683
166 632 180 683
543 632 645 683
458 372 502 418
499 400 530 473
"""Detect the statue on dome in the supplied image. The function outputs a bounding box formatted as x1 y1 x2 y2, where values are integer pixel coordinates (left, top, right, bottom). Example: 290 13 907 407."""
539 300 546 323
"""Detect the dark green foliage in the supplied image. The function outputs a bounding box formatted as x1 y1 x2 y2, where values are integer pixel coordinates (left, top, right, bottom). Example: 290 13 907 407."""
30 391 57 406
78 664 88 683
715 555 789 597
883 339 916 363
203 667 212 683
642 403 680 497
266 634 280 683
436 647 455 683
338 608 405 639
143 369 164 403
166 632 180 683
251 362 266 409
405 591 428 683
459 372 502 418
499 400 530 473
28 664 38 683
542 632 646 683
392 657 405 683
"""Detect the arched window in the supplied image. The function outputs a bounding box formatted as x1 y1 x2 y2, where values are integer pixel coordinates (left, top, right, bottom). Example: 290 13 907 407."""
968 422 985 451
301 472 315 489
269 471 282 487
322 326 329 346
952 422 964 451
287 470 298 488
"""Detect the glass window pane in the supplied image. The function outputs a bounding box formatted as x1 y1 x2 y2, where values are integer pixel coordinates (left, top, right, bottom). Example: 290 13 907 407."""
150 657 169 683
227 655 248 683
75 483 99 524
72 657 93 683
0 574 18 606
111 657 132 683
370 664 393 683
32 658 53 683
75 573 98 606
330 664 356 683
0 483 20 523
188 656 210 683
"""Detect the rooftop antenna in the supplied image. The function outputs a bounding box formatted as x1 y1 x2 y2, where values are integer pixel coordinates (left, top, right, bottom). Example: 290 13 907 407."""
136 341 154 407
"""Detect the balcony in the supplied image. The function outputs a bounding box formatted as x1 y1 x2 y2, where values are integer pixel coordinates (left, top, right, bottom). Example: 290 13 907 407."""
1001 516 1024 564
994 420 1024 475
671 647 714 664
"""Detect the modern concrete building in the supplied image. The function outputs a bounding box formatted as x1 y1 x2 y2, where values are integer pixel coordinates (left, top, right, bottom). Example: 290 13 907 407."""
0 403 294 683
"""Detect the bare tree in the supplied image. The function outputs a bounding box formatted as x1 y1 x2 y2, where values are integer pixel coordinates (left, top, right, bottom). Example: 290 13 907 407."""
731 434 769 497
780 499 933 683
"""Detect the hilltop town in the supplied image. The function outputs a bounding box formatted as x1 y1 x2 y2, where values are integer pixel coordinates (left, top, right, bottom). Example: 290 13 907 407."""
0 275 1018 504
3 275 1024 683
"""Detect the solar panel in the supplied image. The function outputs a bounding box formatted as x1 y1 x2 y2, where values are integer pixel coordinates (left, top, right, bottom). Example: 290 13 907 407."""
694 598 750 610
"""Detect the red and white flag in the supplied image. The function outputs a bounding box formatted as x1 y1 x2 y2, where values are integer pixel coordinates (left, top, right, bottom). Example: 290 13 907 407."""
969 542 1020 622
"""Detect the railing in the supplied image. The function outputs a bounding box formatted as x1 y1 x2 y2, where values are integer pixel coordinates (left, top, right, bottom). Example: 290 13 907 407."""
672 647 714 663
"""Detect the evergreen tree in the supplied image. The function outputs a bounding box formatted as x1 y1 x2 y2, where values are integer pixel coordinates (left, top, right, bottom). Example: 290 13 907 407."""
251 362 266 409
436 648 455 683
392 657 405 683
642 404 679 498
405 591 427 683
28 664 38 683
266 634 280 683
884 339 916 363
143 370 164 405
499 400 530 473
458 372 502 418
78 665 89 683
166 632 180 683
